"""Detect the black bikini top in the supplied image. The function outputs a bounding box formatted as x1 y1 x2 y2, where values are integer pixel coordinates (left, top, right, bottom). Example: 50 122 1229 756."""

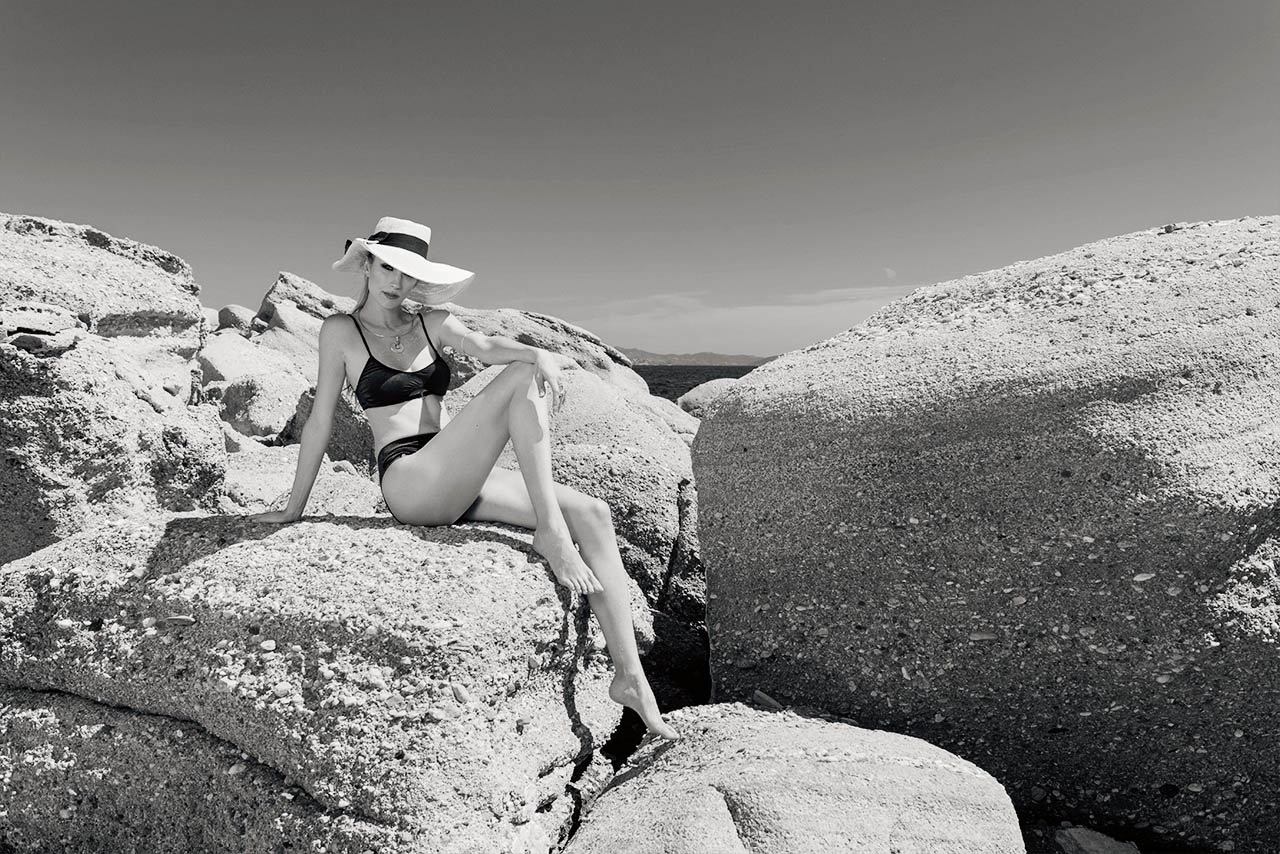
349 313 450 410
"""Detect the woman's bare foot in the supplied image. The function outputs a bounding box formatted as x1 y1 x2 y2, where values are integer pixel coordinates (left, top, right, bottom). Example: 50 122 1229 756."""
532 527 605 595
610 671 680 740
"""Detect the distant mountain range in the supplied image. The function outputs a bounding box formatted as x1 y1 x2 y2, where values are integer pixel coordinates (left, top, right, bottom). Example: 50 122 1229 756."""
618 347 776 366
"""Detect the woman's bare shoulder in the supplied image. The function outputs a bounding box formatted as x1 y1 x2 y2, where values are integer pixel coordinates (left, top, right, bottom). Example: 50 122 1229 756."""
319 312 358 347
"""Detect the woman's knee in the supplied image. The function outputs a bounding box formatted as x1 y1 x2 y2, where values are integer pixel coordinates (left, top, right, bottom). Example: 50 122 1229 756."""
501 361 536 382
567 494 613 535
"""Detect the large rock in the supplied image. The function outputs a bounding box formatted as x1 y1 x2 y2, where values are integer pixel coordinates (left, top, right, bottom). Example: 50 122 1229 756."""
629 393 699 448
0 336 226 565
256 270 355 327
693 216 1280 852
199 328 300 383
0 514 655 852
676 377 737 419
566 702 1024 853
198 329 315 437
216 302 256 333
277 385 376 475
0 212 201 338
0 685 401 853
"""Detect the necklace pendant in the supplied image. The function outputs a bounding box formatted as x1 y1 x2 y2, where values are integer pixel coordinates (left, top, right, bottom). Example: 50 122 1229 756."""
390 337 404 352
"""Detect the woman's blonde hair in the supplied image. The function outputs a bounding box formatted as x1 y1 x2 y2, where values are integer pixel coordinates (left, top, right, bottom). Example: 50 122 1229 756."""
351 271 370 314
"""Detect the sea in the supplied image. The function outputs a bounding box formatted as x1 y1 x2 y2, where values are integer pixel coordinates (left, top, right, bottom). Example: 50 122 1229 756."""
631 364 762 403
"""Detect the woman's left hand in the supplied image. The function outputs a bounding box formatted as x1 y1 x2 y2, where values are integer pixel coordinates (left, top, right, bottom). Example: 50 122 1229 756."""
532 349 568 412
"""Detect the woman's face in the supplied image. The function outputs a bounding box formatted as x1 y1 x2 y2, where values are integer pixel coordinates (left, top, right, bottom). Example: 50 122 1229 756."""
367 257 417 307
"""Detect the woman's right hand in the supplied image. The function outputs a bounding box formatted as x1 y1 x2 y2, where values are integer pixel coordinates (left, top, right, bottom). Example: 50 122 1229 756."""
249 509 301 525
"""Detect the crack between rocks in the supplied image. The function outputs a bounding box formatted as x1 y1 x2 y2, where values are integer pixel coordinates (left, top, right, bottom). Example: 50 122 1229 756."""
707 782 755 854
655 476 694 614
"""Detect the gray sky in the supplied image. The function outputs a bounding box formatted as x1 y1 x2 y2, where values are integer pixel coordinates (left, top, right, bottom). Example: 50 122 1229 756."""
2 1 1276 356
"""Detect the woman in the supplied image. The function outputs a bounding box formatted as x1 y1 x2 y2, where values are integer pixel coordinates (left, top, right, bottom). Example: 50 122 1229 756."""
251 217 678 741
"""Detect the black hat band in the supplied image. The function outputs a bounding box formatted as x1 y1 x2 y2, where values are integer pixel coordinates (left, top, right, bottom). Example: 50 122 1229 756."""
345 231 431 259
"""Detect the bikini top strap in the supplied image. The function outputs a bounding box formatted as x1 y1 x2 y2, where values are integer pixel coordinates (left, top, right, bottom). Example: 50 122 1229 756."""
418 312 437 359
349 313 374 357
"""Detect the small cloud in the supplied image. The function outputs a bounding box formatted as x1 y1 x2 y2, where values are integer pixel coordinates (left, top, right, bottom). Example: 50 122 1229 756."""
883 267 897 281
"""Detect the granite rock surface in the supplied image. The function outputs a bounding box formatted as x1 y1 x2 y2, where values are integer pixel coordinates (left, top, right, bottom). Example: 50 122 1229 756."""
0 335 226 565
0 513 654 852
692 216 1280 851
0 212 201 339
566 702 1024 853
677 377 737 419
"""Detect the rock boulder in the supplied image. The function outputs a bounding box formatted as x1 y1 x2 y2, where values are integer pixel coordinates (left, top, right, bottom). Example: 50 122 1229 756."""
692 216 1280 852
566 702 1024 853
0 212 201 339
0 514 655 852
0 336 226 565
677 377 737 419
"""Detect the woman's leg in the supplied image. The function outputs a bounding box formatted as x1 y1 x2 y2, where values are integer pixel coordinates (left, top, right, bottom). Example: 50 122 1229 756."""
459 466 679 740
381 362 600 592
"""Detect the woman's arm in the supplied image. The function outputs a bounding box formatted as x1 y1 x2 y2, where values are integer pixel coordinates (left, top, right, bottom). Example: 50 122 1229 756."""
437 311 537 366
434 310 569 408
252 314 348 523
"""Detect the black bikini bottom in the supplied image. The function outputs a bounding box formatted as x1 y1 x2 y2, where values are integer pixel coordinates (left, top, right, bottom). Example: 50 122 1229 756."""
377 431 439 480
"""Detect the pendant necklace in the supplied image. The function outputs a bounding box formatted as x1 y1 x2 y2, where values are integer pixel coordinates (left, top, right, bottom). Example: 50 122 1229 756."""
359 312 415 353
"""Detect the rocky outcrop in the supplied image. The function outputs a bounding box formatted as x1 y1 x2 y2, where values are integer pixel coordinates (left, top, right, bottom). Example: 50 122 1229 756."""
566 702 1024 853
677 377 737 419
0 514 655 852
0 213 201 339
692 216 1280 852
0 212 228 565
1 324 225 566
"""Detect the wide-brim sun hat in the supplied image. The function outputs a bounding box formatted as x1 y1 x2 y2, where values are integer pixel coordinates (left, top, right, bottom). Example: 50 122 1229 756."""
332 216 475 304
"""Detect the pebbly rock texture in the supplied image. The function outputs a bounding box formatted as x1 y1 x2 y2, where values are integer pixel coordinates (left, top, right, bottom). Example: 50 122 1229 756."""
0 334 226 565
0 685 402 854
0 212 202 339
629 393 699 448
0 513 655 853
676 377 737 419
692 216 1280 852
565 702 1024 853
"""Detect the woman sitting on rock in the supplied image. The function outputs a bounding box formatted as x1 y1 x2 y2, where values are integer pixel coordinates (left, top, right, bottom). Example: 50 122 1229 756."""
251 217 678 740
